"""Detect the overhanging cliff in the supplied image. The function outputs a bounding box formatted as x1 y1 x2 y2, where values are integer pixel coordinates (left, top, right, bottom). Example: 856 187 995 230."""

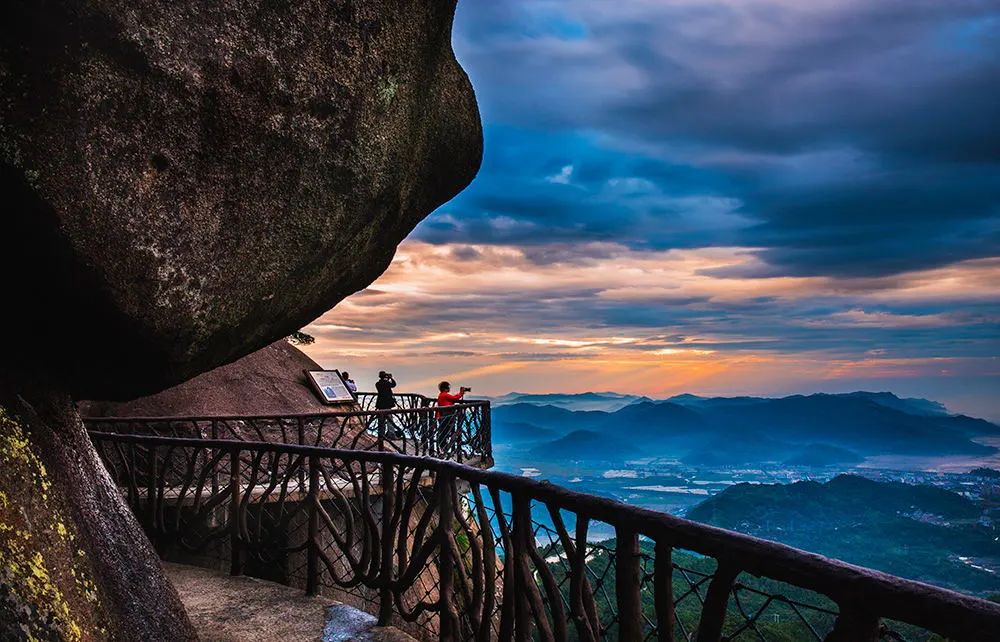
0 1 482 639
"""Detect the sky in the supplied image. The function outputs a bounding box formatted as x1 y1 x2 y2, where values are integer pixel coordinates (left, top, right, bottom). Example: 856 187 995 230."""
303 0 1000 420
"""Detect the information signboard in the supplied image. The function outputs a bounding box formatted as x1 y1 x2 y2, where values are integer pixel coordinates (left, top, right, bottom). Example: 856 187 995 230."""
304 369 356 404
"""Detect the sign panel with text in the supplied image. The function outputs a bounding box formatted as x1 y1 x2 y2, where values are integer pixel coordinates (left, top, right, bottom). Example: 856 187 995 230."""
305 369 356 404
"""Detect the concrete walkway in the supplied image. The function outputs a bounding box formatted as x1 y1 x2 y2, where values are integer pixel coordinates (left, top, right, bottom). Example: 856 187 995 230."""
164 563 415 642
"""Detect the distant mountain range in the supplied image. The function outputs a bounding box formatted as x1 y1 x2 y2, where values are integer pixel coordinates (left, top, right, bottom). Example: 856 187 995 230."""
486 391 649 412
527 430 640 460
686 475 1000 594
783 444 864 467
490 391 1000 464
665 391 952 417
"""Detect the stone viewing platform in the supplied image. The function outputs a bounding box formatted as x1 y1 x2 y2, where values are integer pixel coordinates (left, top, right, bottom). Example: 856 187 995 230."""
166 562 413 642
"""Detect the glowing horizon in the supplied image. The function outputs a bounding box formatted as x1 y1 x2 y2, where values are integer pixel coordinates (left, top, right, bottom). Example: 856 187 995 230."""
301 242 999 421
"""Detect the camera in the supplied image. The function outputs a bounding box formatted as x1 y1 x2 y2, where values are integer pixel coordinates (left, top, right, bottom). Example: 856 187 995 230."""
461 386 472 392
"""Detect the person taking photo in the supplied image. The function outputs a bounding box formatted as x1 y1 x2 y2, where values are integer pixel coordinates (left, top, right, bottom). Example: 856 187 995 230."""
435 381 471 453
436 380 469 409
375 371 396 409
374 371 402 439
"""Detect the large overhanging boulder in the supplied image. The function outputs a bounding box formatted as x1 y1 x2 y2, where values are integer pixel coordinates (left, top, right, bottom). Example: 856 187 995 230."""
0 1 482 640
1 0 481 400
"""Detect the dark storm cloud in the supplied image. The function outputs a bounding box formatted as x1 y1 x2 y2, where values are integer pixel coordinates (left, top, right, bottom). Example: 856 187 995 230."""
601 5 1000 162
435 0 1000 277
418 126 751 251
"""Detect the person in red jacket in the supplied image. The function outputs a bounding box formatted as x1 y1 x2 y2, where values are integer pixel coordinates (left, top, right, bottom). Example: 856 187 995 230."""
436 381 469 454
436 380 468 410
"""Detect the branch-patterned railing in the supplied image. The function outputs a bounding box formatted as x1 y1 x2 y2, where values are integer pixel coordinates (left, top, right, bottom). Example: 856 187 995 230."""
83 400 492 466
356 391 435 412
88 432 1000 642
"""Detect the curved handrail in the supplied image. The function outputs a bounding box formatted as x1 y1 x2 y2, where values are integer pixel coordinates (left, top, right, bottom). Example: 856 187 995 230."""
89 431 1000 641
83 400 493 466
83 400 489 423
356 391 436 412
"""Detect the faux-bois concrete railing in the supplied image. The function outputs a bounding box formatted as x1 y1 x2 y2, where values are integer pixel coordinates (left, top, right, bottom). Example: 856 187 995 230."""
85 399 492 467
87 431 1000 642
356 391 438 412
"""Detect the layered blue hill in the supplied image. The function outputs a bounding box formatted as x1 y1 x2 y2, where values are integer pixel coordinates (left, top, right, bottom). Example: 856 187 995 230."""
490 391 999 463
526 430 640 461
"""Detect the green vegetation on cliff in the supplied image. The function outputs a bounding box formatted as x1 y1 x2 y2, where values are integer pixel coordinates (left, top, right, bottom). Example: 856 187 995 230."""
687 475 1000 595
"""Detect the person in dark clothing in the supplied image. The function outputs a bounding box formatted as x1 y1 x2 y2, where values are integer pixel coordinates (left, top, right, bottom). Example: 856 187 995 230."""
375 371 396 409
374 371 402 440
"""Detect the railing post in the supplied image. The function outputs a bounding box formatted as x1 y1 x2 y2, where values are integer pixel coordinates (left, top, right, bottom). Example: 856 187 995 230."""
825 604 880 642
479 401 493 464
426 409 434 457
377 462 395 626
432 414 440 459
297 417 307 488
376 413 386 451
127 441 138 507
437 472 458 641
144 445 157 530
210 420 220 498
568 516 597 642
654 540 675 642
512 493 533 642
306 454 320 596
422 397 432 457
229 445 242 576
616 526 643 641
695 562 738 642
455 408 465 464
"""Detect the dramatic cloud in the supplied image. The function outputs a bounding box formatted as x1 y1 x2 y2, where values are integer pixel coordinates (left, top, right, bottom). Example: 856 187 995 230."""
428 0 1000 276
304 1 1000 419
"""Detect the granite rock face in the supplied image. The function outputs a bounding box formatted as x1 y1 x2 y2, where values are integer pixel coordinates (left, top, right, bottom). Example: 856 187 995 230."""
1 0 482 400
80 340 332 418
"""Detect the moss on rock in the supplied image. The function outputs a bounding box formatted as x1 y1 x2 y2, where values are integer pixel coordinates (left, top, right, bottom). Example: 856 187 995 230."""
0 407 107 641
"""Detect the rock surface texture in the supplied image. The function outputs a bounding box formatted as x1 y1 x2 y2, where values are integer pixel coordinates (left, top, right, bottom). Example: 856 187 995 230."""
82 340 379 451
1 0 482 399
0 1 481 640
81 340 333 418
